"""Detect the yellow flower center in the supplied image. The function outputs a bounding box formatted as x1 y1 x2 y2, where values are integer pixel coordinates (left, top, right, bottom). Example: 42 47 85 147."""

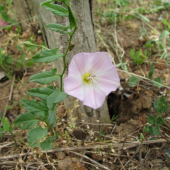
83 73 97 84
83 73 91 84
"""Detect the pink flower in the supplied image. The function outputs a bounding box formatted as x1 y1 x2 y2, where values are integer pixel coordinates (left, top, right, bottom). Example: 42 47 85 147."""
0 20 8 27
64 52 120 109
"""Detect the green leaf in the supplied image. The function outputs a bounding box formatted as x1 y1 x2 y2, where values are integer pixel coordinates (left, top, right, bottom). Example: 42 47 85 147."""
3 55 12 65
21 54 26 64
153 77 163 88
63 0 71 6
160 30 169 39
14 112 39 130
1 12 11 23
41 3 69 17
26 59 35 67
55 131 59 138
125 15 136 20
22 41 46 49
2 117 11 132
139 133 145 140
47 85 55 90
0 127 3 138
41 99 47 106
30 69 59 85
40 0 56 6
32 48 63 63
149 125 161 135
48 105 57 127
28 87 54 100
47 88 67 110
21 99 47 117
154 97 170 113
46 23 69 34
27 126 48 148
129 48 145 64
147 115 156 125
128 76 139 87
47 88 67 127
162 19 170 30
22 41 47 51
40 137 53 151
149 64 155 79
135 12 150 23
156 116 164 125
68 6 76 29
143 125 149 133
0 112 3 121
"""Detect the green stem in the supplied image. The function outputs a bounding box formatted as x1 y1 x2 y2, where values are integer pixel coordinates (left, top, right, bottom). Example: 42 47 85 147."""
60 26 78 91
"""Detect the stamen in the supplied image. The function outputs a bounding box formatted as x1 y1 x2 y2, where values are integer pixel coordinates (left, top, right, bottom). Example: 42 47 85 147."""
87 74 97 83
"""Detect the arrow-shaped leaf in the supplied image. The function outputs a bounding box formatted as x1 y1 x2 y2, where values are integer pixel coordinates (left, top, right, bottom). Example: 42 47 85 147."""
46 88 66 127
14 112 39 130
41 3 68 17
2 117 11 132
30 69 59 85
68 6 77 29
46 23 69 34
47 88 67 110
40 0 56 6
21 99 47 117
27 87 54 100
28 126 48 148
48 106 57 127
32 48 63 63
40 137 53 151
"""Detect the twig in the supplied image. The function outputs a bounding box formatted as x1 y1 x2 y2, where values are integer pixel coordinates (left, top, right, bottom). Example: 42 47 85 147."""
0 139 168 160
142 148 150 162
110 124 116 135
79 122 114 126
81 160 100 169
117 68 170 89
117 156 125 170
121 145 141 170
87 150 128 158
3 75 15 117
70 151 111 170
139 145 142 162
0 161 49 167
45 152 57 170
0 142 14 149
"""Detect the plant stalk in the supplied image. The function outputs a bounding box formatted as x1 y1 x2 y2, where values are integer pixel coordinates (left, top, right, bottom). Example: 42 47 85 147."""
60 26 78 91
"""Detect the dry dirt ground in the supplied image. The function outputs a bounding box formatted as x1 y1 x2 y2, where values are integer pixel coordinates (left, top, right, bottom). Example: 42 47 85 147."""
0 0 170 170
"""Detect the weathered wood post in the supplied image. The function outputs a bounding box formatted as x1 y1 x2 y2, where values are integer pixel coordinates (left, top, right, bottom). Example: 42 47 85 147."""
13 0 35 30
13 0 110 128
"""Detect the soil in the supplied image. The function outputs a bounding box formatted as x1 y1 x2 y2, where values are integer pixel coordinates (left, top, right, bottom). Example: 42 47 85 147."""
1 0 170 170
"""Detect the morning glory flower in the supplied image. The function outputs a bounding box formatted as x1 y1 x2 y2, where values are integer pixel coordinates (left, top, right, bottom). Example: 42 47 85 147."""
64 52 120 109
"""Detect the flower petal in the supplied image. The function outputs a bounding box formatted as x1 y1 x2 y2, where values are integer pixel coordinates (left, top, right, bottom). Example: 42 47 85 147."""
83 83 106 109
95 67 120 95
89 52 114 74
73 52 109 74
67 58 82 78
64 76 84 101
